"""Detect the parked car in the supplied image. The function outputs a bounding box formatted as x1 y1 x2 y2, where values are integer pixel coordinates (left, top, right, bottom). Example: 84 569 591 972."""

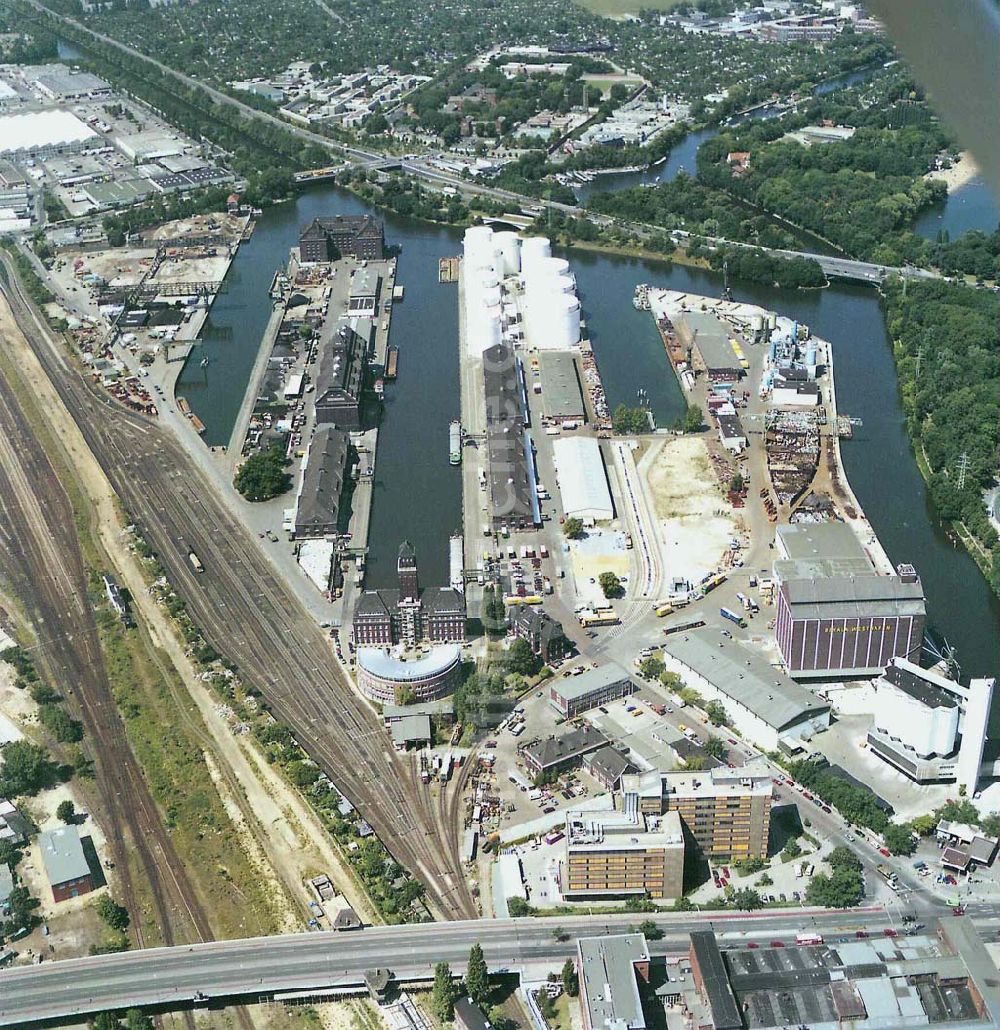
879 847 891 857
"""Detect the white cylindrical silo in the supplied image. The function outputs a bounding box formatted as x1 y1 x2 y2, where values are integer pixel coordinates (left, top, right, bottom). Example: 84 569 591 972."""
494 231 521 276
464 225 494 254
539 256 570 279
548 273 576 295
480 284 501 308
521 236 551 272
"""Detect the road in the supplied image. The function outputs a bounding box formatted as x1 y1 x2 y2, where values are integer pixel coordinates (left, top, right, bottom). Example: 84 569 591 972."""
4 905 996 1026
0 255 475 923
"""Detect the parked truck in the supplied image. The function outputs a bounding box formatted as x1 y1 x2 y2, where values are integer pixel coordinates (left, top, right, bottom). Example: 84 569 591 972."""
720 606 747 628
188 551 204 574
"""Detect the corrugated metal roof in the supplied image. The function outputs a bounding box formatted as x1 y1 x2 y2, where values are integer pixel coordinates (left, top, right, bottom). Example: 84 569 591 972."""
552 436 613 520
662 627 829 732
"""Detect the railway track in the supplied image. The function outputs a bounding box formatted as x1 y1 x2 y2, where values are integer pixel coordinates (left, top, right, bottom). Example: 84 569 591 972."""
0 314 248 1029
0 255 475 921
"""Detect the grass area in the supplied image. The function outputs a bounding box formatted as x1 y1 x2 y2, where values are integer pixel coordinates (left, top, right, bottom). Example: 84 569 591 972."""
93 610 286 941
572 0 683 16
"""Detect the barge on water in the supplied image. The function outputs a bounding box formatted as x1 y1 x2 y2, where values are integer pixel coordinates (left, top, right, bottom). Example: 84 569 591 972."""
385 345 399 380
449 420 462 465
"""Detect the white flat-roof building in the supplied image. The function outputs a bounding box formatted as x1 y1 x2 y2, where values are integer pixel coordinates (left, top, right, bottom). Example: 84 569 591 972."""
0 110 98 157
552 436 614 521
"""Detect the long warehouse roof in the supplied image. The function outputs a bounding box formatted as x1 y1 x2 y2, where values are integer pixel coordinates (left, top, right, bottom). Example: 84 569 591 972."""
662 627 829 732
0 109 97 153
552 436 613 520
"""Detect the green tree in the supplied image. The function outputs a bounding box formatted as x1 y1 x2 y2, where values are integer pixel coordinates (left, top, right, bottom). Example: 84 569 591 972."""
561 959 579 997
637 918 663 940
125 1012 153 1030
703 737 726 760
56 799 77 824
563 517 584 540
729 472 745 493
680 404 703 433
704 701 728 726
465 942 490 1007
90 1013 122 1030
97 896 131 932
507 637 540 677
730 888 763 911
638 656 665 680
39 703 84 744
598 572 623 599
507 897 535 917
4 884 39 931
432 961 457 1022
673 896 694 911
612 404 650 435
909 814 938 837
233 446 292 501
806 868 863 908
883 823 916 856
827 846 862 872
0 839 22 869
0 740 59 796
783 838 803 860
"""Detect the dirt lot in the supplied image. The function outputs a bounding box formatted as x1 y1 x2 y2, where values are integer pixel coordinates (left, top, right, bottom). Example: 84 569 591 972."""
641 436 736 586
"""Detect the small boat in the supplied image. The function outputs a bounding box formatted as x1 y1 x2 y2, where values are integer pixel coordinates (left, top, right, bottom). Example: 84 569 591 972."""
200 357 209 368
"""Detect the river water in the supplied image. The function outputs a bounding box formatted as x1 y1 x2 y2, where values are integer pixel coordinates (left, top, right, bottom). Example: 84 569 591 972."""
176 180 999 682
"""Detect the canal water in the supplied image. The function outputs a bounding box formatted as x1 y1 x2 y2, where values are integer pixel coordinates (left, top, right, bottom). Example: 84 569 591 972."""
178 180 999 682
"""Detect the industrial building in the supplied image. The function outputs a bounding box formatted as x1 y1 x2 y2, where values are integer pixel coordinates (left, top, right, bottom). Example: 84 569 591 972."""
0 109 98 158
562 793 684 899
483 342 539 530
551 436 614 521
537 351 585 422
520 724 609 777
352 542 466 647
577 934 650 1030
773 522 926 678
688 932 743 1030
294 426 350 538
381 697 454 725
717 412 747 452
37 825 93 902
509 606 570 664
660 628 831 752
347 268 381 316
314 318 367 430
548 663 635 718
867 657 994 792
23 64 111 101
299 215 385 262
355 644 463 705
675 310 742 383
684 919 1000 1030
622 763 773 862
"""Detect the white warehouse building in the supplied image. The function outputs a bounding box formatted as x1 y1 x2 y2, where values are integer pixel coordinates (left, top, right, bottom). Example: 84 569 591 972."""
661 627 831 752
552 436 614 521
